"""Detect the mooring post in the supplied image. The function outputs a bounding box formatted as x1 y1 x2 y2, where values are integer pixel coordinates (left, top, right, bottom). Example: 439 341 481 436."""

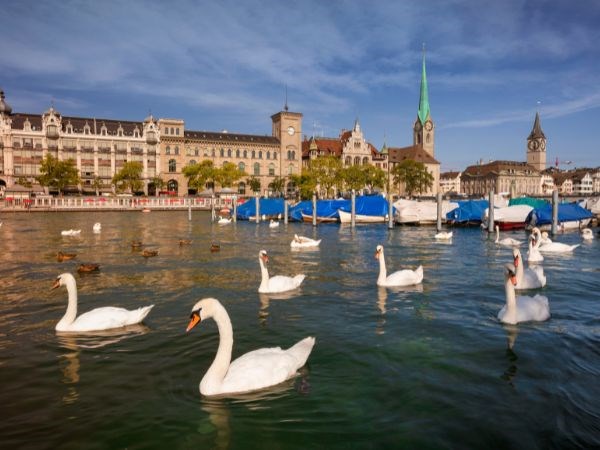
284 199 288 225
488 190 495 233
551 189 559 235
188 204 192 221
232 195 237 223
436 191 442 232
255 194 260 224
388 192 394 229
312 193 317 227
351 189 356 228
211 195 215 222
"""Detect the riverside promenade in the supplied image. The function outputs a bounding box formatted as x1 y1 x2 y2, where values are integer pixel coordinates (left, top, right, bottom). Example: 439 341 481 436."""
0 195 238 212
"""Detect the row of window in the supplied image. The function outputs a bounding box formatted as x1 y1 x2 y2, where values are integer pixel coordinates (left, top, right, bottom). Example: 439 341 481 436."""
164 146 296 160
167 159 295 176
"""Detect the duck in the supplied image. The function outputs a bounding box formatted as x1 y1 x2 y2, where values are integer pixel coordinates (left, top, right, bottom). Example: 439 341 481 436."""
141 249 158 257
258 250 305 293
527 228 544 263
77 263 100 273
374 244 423 287
61 229 81 236
186 297 315 396
434 231 453 240
290 234 321 248
52 272 154 332
179 239 192 246
92 223 101 233
131 240 143 249
512 248 546 289
495 225 522 247
269 220 279 228
57 251 77 262
581 228 594 241
210 243 221 252
218 216 232 225
497 263 550 325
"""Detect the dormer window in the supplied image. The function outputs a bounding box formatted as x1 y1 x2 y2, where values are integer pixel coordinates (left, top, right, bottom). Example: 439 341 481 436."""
66 123 73 134
133 128 140 138
84 124 90 135
100 124 107 136
23 118 32 132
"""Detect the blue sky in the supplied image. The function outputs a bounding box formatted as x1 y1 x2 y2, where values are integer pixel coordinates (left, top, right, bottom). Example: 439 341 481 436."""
1 0 599 172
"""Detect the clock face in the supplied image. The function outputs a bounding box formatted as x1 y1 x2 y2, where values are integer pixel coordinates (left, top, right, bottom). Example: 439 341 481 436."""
425 121 433 131
287 126 295 136
528 140 535 150
540 141 546 151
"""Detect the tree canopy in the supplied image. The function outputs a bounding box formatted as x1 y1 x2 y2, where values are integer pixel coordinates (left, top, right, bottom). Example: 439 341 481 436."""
213 162 246 188
112 162 143 193
37 154 81 195
182 160 216 191
390 159 434 197
305 156 342 198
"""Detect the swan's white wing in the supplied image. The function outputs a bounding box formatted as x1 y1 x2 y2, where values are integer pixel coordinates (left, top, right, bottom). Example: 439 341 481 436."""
515 295 550 322
69 306 152 331
267 275 305 292
385 266 423 286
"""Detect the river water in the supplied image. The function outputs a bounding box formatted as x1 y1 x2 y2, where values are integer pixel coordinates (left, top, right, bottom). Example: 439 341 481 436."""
0 211 598 449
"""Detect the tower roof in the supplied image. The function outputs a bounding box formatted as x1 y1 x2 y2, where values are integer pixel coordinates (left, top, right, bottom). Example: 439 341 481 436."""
417 49 430 125
0 89 12 115
528 112 546 140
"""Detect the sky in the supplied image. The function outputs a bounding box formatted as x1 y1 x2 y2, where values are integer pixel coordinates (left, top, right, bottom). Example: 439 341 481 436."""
1 0 599 172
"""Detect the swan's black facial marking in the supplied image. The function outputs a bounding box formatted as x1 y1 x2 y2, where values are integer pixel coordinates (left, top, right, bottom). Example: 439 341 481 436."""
51 277 61 290
189 308 202 319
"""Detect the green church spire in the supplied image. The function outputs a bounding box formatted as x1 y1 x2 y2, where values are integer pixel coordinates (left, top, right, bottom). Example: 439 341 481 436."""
417 45 430 125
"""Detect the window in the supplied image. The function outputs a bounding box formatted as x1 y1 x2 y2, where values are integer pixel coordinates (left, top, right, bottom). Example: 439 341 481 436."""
176 128 179 135
189 160 197 166
253 162 260 175
287 150 291 160
211 149 215 157
174 146 179 155
227 149 232 157
239 162 245 172
345 156 351 166
266 151 270 159
168 159 176 172
288 164 294 175
269 163 275 176
170 127 174 135
166 146 171 155
273 151 277 160
252 150 256 159
236 149 240 158
220 148 224 157
238 181 246 195
258 151 262 159
290 150 295 160
426 133 430 143
243 150 247 158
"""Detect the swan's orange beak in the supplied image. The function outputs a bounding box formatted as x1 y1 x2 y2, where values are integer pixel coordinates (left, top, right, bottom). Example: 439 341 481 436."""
510 274 517 286
186 312 201 332
374 250 380 259
51 278 60 290
261 254 269 264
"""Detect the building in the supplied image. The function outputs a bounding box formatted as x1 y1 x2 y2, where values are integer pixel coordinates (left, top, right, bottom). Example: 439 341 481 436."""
0 89 302 196
526 112 547 171
439 171 462 194
387 51 440 196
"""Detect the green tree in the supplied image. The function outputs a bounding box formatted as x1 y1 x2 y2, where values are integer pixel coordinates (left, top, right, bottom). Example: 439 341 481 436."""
149 176 165 197
390 159 434 197
112 162 143 193
214 162 246 188
16 176 33 188
37 154 81 196
183 160 216 191
268 176 286 197
247 176 261 193
289 173 317 200
91 176 104 196
362 164 387 192
306 156 342 198
339 165 366 192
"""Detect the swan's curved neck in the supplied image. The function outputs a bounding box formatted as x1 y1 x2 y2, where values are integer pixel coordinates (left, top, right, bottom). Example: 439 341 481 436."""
200 302 234 395
495 227 499 243
515 255 524 282
259 257 270 290
377 252 387 284
504 276 517 321
57 277 78 328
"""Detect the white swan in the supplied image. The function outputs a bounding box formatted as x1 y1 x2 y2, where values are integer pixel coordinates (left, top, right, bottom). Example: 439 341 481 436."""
93 222 101 233
581 228 594 241
269 220 279 228
434 231 453 240
538 231 580 252
217 216 232 225
495 225 522 247
290 234 321 248
512 248 546 289
186 297 315 396
498 263 550 325
374 244 423 287
527 228 544 263
61 229 81 236
258 250 305 293
539 231 553 245
52 273 154 332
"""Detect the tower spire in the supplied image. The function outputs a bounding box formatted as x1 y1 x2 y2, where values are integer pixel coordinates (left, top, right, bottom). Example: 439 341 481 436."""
284 85 288 112
417 44 430 125
528 111 545 139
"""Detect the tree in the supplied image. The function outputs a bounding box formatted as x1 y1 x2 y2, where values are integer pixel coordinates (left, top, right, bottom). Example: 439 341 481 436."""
390 159 434 197
91 176 104 196
112 162 143 193
339 165 366 192
247 176 261 194
214 162 246 188
37 154 81 196
183 160 216 191
306 156 342 198
289 173 317 200
268 176 285 197
16 176 33 188
362 164 387 193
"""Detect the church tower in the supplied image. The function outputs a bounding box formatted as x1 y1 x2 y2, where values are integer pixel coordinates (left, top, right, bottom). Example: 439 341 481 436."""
413 49 434 157
526 112 546 171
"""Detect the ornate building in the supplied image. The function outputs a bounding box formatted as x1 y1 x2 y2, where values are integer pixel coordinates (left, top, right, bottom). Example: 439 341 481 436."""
387 51 440 195
0 89 302 196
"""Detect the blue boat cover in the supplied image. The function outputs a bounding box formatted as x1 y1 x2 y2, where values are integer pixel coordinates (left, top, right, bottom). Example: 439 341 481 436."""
446 199 489 223
525 202 593 227
288 199 350 222
338 195 391 216
236 198 285 220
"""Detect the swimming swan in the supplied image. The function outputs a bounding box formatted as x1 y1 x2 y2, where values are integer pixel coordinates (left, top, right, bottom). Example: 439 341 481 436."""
290 234 321 248
92 223 101 233
186 297 315 396
375 244 423 287
495 225 522 247
539 238 580 253
527 228 544 263
269 220 279 228
434 231 453 240
581 228 594 241
498 263 550 325
52 273 154 332
512 248 546 289
258 250 305 293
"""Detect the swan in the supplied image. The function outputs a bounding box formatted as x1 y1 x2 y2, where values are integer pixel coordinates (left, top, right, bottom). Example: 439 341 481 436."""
581 228 594 240
498 263 550 325
538 231 580 252
495 225 522 247
512 248 546 289
218 216 232 225
61 229 81 236
269 220 279 228
374 244 423 287
538 231 552 245
434 231 453 240
290 234 321 248
527 229 544 263
258 250 305 293
186 297 315 396
52 273 154 332
92 222 101 233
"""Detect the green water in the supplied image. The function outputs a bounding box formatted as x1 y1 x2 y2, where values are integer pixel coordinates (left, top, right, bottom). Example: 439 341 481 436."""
0 211 599 449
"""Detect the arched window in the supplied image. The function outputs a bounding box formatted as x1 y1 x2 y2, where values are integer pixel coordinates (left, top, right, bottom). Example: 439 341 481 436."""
345 156 351 166
227 149 232 157
166 146 171 155
290 150 296 160
273 151 277 160
174 146 179 155
239 162 246 172
362 157 369 165
266 151 270 159
288 164 294 175
167 179 178 192
236 149 240 158
426 133 431 143
258 151 263 159
268 163 275 176
354 156 360 165
253 162 260 175
243 150 247 158
176 128 179 135
168 159 176 172
220 148 224 157
189 159 197 166
287 150 291 160
251 150 256 159
238 181 246 195
170 127 175 135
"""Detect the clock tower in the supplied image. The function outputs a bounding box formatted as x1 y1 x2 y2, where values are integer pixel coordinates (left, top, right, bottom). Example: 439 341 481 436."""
526 112 546 171
413 49 435 158
271 104 302 178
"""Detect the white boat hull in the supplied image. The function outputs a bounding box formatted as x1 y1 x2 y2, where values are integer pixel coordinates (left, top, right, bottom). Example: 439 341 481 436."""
338 210 387 224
